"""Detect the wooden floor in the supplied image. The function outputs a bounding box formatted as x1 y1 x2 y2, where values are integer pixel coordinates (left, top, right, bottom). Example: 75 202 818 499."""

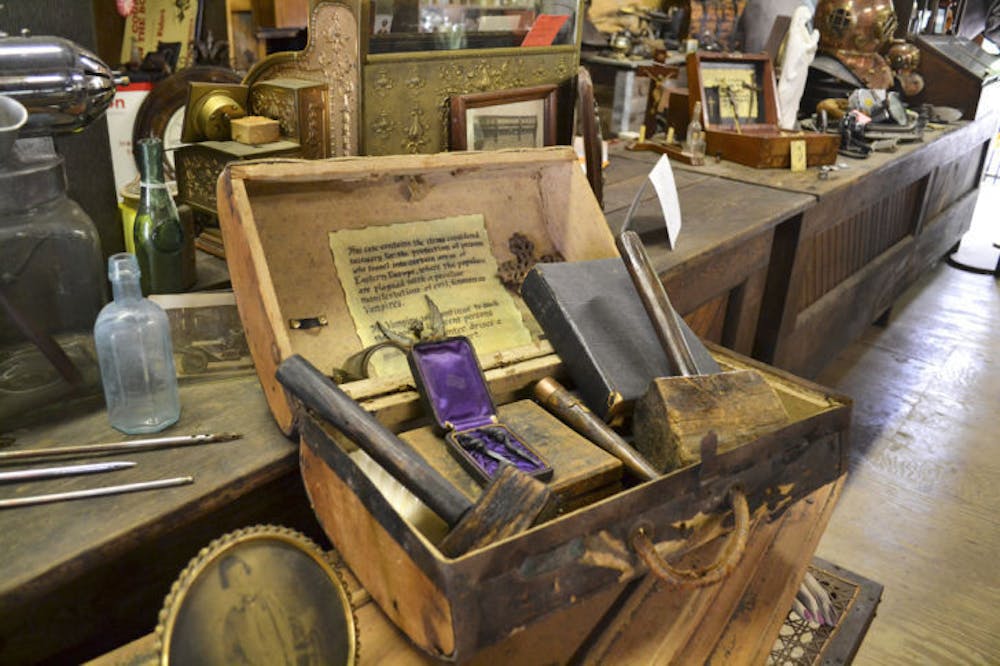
814 181 1000 664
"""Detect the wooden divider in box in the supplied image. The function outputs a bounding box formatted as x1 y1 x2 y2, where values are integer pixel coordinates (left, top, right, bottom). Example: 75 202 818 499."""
217 148 851 662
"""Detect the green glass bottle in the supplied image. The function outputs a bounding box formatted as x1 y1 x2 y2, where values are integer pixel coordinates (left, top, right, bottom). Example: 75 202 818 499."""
134 137 185 294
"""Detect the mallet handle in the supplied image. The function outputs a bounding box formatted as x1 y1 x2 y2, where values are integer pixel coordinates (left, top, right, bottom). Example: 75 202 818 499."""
277 355 471 525
617 231 698 377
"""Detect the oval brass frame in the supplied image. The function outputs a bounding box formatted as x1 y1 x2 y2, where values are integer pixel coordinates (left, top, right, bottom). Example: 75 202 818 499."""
156 524 357 665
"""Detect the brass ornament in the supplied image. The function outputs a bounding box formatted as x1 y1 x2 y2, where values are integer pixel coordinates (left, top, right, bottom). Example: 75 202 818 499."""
156 524 358 666
244 1 360 157
404 108 428 153
175 148 227 213
498 232 564 292
371 112 396 139
250 86 297 136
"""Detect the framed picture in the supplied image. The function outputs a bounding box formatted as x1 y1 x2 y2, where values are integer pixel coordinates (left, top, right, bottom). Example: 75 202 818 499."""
158 526 357 665
688 52 775 131
449 84 558 151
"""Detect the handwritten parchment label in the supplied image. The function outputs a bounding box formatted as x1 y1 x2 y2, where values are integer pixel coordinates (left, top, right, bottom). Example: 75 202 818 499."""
329 214 532 377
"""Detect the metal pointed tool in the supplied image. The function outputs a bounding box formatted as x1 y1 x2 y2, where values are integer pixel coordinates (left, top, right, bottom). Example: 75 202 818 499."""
0 433 241 465
0 460 136 484
0 476 194 509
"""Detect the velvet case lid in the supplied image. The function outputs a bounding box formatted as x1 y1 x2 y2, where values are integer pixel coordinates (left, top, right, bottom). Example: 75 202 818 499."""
408 338 496 432
408 337 552 482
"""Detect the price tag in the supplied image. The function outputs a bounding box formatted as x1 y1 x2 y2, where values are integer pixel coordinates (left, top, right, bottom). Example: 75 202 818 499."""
649 155 683 249
790 140 807 173
666 126 675 145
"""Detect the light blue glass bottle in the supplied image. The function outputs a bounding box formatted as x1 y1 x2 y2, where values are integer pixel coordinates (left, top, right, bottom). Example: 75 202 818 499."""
94 253 180 433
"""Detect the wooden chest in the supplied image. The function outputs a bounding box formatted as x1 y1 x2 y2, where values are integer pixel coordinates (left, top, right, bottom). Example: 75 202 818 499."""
217 148 850 662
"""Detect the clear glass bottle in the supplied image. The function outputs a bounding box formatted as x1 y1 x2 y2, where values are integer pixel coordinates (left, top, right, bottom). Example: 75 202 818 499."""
686 101 707 165
134 137 186 295
94 253 180 434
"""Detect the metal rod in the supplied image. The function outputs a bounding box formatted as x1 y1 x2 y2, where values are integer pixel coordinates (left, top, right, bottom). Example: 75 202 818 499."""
0 461 136 484
0 476 194 509
0 433 241 465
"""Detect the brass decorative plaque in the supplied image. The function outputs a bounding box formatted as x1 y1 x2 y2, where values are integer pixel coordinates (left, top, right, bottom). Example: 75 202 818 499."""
249 78 329 159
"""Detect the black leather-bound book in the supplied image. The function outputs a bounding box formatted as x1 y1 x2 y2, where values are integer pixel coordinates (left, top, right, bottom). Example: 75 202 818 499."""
521 258 718 422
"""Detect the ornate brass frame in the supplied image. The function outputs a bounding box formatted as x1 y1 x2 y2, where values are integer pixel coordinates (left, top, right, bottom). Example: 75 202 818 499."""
157 525 357 665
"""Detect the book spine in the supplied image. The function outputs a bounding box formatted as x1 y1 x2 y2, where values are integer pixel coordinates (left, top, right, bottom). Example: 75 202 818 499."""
521 269 618 420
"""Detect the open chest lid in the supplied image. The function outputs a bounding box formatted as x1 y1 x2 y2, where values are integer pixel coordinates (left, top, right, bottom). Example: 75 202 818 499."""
217 148 619 435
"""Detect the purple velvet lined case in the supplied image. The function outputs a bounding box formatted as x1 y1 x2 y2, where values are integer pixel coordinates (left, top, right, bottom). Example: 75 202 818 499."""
408 337 552 484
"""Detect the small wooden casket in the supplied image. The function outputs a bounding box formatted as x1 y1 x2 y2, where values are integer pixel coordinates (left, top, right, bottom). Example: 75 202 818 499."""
687 51 839 168
217 148 850 662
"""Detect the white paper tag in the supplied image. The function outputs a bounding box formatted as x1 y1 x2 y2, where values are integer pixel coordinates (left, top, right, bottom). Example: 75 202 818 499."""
648 155 683 249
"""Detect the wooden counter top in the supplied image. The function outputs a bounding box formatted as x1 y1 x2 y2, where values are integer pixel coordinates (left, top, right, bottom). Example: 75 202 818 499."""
0 375 318 662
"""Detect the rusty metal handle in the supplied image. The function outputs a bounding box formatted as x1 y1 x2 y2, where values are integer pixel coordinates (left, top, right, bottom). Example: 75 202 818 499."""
630 488 749 588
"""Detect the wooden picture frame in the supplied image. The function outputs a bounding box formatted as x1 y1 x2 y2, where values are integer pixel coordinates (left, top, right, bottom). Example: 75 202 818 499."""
449 84 558 151
689 52 776 131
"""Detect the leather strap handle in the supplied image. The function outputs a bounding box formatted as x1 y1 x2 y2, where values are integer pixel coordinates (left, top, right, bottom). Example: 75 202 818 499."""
630 488 749 588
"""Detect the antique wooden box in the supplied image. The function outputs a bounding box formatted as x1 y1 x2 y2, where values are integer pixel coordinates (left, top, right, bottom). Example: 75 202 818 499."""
687 51 839 168
911 34 1000 121
217 148 850 662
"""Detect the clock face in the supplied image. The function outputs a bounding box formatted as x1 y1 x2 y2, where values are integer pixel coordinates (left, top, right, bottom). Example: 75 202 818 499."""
163 107 187 172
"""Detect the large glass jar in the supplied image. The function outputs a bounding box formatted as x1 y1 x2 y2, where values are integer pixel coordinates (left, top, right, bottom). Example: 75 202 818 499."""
0 138 106 427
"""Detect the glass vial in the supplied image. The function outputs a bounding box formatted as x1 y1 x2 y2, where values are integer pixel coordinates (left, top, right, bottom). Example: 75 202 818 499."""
134 137 187 295
686 101 707 165
94 253 180 434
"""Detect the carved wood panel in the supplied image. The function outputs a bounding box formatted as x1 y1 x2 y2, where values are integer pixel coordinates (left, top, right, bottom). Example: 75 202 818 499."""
797 178 923 312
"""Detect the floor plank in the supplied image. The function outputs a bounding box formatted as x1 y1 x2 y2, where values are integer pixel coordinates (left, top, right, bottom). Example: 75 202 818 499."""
815 181 1000 664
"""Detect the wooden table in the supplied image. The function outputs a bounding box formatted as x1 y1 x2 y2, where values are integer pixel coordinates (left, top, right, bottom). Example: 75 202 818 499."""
668 117 998 377
0 376 324 663
602 150 814 356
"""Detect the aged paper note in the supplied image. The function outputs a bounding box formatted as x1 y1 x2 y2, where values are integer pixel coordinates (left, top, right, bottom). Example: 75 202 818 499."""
329 215 532 377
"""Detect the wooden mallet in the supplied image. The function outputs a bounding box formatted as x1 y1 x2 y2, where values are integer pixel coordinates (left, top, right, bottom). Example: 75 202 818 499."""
276 355 554 557
616 231 789 473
